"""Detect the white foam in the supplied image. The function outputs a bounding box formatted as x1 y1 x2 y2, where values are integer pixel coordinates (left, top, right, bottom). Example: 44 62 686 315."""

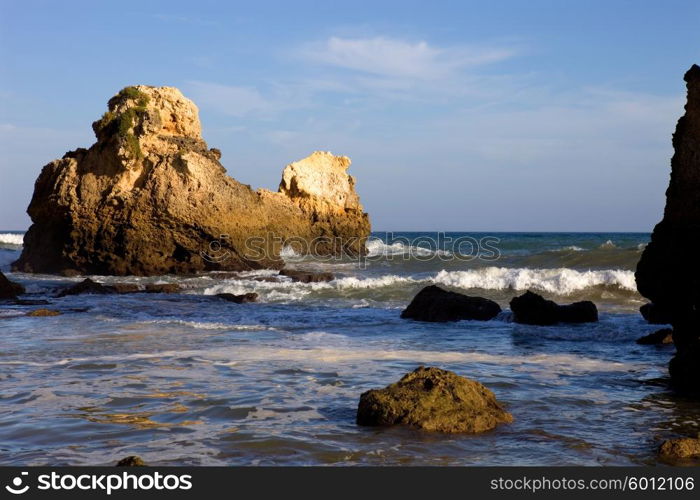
131 319 276 331
0 233 24 246
599 240 617 249
434 267 637 294
365 238 451 257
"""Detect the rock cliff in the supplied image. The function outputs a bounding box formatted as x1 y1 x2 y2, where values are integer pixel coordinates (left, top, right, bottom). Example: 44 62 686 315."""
13 86 370 275
635 65 700 390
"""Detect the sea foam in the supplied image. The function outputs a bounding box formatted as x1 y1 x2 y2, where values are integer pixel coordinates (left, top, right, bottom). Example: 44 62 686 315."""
0 233 24 247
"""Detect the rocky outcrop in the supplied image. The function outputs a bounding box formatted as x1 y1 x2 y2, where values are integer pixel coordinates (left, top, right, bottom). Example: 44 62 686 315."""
26 309 61 317
0 271 24 300
57 278 112 297
658 437 700 461
356 366 513 433
13 86 370 276
216 292 258 303
509 291 598 325
640 303 672 324
636 328 674 345
116 456 147 467
635 65 700 390
400 285 501 322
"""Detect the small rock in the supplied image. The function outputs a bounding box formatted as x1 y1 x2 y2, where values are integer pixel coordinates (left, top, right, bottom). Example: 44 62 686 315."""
13 299 51 306
659 437 700 460
636 328 674 345
510 291 598 325
279 269 334 283
0 271 24 300
108 283 141 294
216 292 258 303
57 278 113 297
26 309 61 317
401 285 501 322
640 303 672 324
145 283 181 293
356 366 513 433
116 455 147 467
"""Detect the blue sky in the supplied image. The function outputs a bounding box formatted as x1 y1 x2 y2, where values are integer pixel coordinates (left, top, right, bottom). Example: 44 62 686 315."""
1 0 698 231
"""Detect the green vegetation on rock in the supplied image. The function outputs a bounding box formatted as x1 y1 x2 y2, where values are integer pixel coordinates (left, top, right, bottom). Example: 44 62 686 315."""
94 86 150 160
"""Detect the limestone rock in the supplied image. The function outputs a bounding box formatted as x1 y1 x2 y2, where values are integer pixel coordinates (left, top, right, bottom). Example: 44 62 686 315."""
659 437 700 460
26 309 61 317
356 366 513 433
144 283 181 294
13 86 370 276
635 65 700 390
116 455 147 466
510 291 598 325
400 285 501 322
279 269 335 283
0 271 24 300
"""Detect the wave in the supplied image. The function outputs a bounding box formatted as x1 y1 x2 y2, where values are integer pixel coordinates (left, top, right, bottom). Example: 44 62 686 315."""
365 238 451 257
0 233 24 247
434 267 636 294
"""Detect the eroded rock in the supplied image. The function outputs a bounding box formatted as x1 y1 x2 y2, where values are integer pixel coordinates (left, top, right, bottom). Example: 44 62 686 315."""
26 309 61 317
216 292 258 303
400 285 501 322
659 437 700 460
116 456 147 467
356 366 513 433
510 291 598 325
14 86 370 276
57 278 113 297
636 328 674 345
279 269 335 283
0 271 24 300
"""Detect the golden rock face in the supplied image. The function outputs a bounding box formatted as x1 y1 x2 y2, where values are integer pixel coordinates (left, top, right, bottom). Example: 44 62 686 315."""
14 86 370 276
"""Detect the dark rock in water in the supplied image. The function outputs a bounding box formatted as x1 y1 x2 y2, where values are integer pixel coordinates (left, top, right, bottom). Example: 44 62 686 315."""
658 437 700 460
26 309 61 317
57 278 113 297
12 299 50 306
356 366 513 433
0 271 24 300
144 283 181 294
400 285 501 322
116 455 147 467
12 86 369 276
216 292 258 303
108 283 141 294
279 269 334 283
640 303 672 324
635 65 700 390
636 328 674 345
510 291 598 325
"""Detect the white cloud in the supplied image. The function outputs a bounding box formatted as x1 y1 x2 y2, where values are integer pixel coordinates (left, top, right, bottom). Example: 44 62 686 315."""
185 81 273 117
299 36 515 79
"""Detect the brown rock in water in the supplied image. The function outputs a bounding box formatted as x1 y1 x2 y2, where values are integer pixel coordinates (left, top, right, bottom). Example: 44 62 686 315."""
57 278 113 297
108 283 141 294
636 328 674 345
144 283 181 294
279 269 335 283
509 290 598 325
13 86 370 276
635 65 700 390
400 285 501 322
659 437 700 460
116 455 147 466
0 271 24 300
216 292 258 303
356 366 513 433
26 309 61 317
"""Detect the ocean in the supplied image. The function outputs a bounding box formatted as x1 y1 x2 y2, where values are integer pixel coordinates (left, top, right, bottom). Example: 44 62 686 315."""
1 231 696 465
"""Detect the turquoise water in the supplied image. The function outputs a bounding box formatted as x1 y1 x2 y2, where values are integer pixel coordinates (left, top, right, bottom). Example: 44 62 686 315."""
1 231 698 465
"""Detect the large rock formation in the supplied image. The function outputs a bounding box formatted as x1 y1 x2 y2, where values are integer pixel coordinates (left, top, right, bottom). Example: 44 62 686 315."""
13 86 370 276
636 65 700 390
509 291 598 325
356 366 513 433
400 285 501 322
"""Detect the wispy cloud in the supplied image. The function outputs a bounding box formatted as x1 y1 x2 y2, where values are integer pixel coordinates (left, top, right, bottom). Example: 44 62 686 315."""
185 81 273 117
299 36 516 79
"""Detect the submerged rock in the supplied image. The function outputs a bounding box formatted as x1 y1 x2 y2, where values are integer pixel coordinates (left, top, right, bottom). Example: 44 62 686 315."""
0 271 24 300
659 437 700 460
509 291 598 325
108 283 141 294
116 455 147 467
57 278 113 297
279 269 334 283
13 86 370 276
636 328 674 345
357 366 513 433
216 292 258 303
400 285 501 322
636 65 700 390
144 283 181 294
26 309 61 317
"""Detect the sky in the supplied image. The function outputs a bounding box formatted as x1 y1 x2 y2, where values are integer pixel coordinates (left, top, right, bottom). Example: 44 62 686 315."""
0 0 698 231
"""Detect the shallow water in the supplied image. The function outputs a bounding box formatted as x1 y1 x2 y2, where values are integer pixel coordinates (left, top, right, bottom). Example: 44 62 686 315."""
1 232 698 465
